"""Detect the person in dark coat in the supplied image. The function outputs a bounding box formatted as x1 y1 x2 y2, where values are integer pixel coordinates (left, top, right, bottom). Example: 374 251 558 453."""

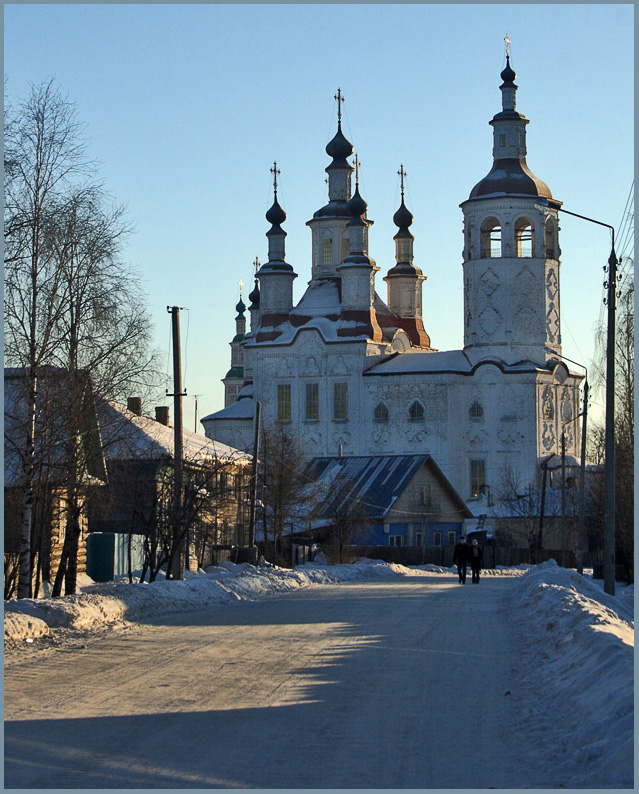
470 538 483 583
453 536 471 583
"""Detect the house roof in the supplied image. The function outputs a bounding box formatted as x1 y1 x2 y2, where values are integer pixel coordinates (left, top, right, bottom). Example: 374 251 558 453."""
4 367 107 488
97 398 250 464
305 454 473 521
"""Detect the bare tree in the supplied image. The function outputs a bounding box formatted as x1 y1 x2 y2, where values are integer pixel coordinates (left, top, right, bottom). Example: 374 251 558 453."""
5 79 162 597
4 79 95 598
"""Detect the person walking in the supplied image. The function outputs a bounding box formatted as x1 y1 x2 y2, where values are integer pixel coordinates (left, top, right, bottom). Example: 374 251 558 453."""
470 537 483 583
453 536 470 583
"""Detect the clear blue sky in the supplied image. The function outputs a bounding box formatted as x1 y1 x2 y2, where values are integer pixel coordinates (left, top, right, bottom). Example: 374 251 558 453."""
5 4 634 431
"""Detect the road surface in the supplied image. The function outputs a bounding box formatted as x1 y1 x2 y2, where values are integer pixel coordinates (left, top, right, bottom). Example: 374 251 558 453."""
5 575 548 788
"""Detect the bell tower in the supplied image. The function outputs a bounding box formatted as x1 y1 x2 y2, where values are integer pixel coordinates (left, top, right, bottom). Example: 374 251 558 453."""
460 43 561 366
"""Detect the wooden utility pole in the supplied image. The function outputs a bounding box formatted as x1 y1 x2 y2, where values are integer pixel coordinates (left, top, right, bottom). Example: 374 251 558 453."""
247 400 261 564
167 306 187 578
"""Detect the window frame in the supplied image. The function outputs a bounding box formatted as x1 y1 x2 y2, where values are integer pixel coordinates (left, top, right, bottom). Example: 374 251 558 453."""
333 382 348 421
470 459 486 498
305 382 319 421
277 383 292 423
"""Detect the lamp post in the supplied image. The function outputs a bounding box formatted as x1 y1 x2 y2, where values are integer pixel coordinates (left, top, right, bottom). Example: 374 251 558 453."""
545 348 588 575
538 199 617 594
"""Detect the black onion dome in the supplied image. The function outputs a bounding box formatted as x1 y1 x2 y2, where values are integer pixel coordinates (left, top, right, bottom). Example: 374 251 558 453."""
393 199 413 230
468 158 552 200
235 297 246 314
500 56 516 84
248 279 260 307
266 197 286 226
347 184 367 218
326 122 354 160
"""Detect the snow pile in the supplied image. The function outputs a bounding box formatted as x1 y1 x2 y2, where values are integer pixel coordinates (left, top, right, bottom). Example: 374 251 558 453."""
4 560 409 640
510 560 633 789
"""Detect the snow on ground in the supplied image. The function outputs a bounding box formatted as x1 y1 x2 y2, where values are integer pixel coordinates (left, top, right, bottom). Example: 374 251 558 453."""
5 558 633 787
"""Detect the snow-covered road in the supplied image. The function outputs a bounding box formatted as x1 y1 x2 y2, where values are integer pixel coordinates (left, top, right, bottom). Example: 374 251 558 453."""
6 575 552 788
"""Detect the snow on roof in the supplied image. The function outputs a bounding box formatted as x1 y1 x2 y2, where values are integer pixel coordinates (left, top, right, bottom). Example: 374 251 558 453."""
98 398 249 464
365 349 551 376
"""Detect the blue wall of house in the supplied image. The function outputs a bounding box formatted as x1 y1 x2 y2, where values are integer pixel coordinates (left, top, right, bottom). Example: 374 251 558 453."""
362 522 462 546
87 532 145 581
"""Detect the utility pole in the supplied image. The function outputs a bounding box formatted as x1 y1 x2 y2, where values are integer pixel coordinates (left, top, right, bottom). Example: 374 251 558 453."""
167 306 187 578
576 380 588 574
247 400 261 565
603 247 617 594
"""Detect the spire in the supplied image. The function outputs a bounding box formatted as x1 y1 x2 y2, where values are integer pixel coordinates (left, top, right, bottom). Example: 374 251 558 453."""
248 257 260 309
262 162 293 270
324 88 354 202
388 166 420 275
341 153 371 265
500 35 518 112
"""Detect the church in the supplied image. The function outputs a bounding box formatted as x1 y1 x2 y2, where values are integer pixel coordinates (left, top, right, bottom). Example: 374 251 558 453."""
201 55 584 528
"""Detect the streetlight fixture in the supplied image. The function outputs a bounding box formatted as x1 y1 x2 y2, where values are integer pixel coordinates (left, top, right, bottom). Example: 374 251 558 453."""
544 348 588 575
537 198 617 595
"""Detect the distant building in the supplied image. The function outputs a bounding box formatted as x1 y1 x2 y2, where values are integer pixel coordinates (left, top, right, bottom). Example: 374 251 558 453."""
202 56 584 541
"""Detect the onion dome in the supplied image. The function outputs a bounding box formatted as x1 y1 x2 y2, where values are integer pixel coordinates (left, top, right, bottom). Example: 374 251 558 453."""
500 55 516 85
326 122 354 162
265 197 286 227
347 184 367 219
235 297 246 315
393 199 413 232
248 278 260 308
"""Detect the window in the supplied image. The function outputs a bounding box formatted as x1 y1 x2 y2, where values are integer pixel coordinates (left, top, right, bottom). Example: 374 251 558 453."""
417 484 431 505
389 535 403 547
433 531 443 546
333 382 348 420
481 218 501 258
374 402 389 422
305 383 319 420
415 533 423 547
470 459 486 498
469 401 483 419
409 401 424 421
447 531 457 545
277 384 291 423
545 218 556 259
341 235 349 261
322 238 332 267
515 218 534 257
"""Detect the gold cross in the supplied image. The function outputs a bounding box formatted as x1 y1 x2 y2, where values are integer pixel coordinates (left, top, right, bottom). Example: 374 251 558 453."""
398 164 407 197
334 88 345 123
270 161 280 193
238 278 244 296
504 33 511 58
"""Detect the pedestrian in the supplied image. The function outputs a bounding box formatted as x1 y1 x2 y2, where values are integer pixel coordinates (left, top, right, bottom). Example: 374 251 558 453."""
470 538 483 583
453 536 470 583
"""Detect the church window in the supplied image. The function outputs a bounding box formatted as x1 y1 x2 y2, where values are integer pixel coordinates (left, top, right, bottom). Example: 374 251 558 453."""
333 382 348 420
515 218 534 257
469 401 484 419
322 238 332 267
277 384 291 423
305 383 319 420
545 218 557 258
374 402 389 422
409 401 424 421
470 459 486 498
480 218 501 258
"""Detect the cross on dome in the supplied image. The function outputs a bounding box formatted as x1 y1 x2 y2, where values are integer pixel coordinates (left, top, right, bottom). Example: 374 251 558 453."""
334 88 345 123
398 164 407 197
354 154 361 183
270 161 281 194
253 257 260 274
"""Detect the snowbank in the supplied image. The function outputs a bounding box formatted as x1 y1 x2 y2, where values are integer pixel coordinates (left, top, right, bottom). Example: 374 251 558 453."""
510 560 634 789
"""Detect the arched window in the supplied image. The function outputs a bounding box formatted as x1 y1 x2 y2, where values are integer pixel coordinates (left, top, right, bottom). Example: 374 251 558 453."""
469 401 483 419
374 402 389 422
545 218 557 259
515 218 534 257
480 218 501 258
409 401 425 422
322 238 332 267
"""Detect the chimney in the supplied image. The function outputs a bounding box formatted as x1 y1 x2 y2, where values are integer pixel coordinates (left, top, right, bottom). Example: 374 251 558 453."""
127 397 142 416
155 406 170 426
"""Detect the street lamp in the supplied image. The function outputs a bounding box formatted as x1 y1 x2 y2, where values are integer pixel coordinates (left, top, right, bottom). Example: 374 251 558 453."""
544 348 588 575
537 198 617 595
